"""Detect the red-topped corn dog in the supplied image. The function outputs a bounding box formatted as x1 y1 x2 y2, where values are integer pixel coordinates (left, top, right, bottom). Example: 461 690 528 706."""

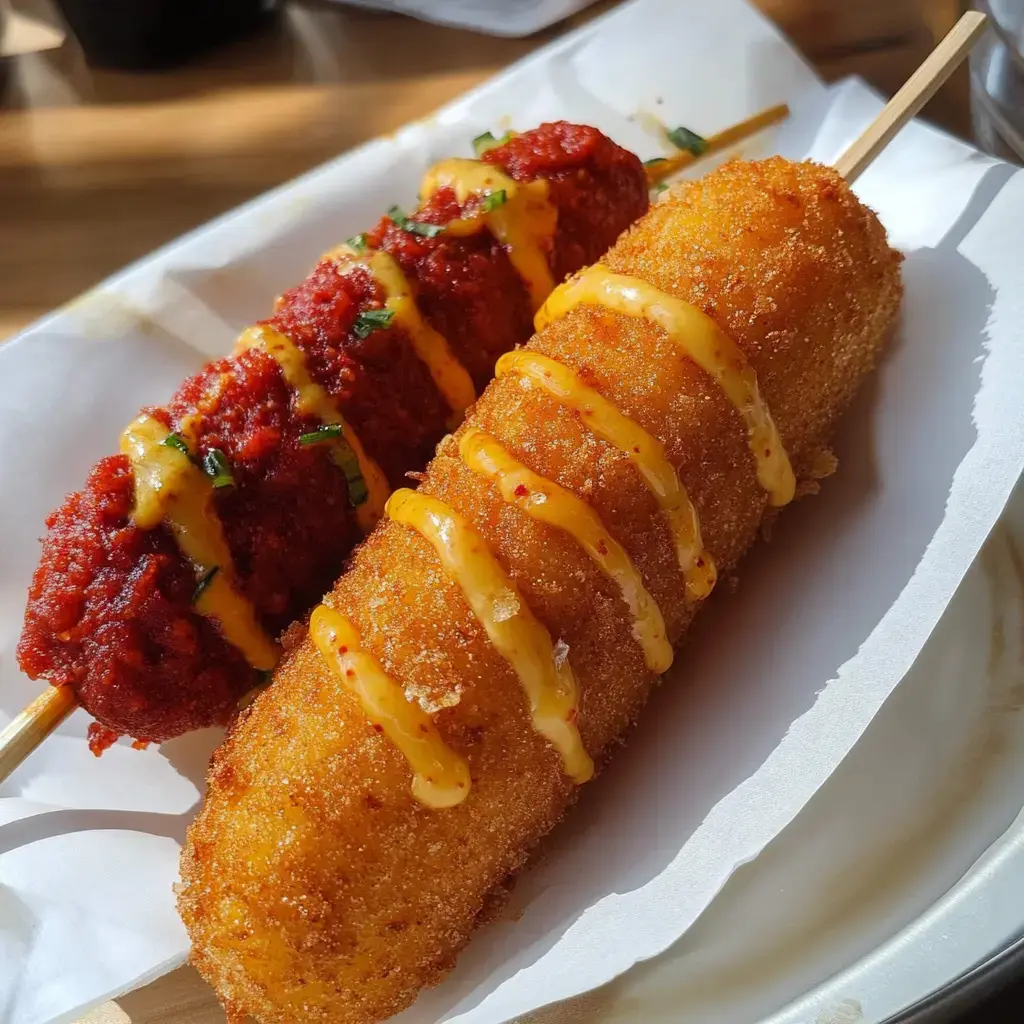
16 123 648 749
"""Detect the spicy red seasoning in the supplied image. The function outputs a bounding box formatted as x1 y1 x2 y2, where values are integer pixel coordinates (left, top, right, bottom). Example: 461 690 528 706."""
17 122 648 748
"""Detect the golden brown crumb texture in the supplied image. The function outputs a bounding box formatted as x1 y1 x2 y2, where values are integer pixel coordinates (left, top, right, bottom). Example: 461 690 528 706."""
179 158 903 1024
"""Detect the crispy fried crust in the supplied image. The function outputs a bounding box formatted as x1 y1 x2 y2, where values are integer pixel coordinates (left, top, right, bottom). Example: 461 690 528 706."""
179 158 902 1024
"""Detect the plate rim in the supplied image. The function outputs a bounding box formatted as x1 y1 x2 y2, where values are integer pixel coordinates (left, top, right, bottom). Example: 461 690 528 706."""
887 929 1024 1022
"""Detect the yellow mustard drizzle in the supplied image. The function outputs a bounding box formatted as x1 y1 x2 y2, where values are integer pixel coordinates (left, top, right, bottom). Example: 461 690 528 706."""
459 428 672 674
310 605 471 809
234 325 388 532
495 351 716 602
324 248 475 429
419 158 557 313
386 488 593 784
120 414 279 671
535 264 796 507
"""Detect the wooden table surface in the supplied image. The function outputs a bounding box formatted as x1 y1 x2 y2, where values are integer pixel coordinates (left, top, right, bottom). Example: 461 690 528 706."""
0 0 979 1020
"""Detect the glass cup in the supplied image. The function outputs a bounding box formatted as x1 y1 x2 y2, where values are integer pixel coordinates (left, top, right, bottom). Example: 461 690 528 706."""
970 0 1024 163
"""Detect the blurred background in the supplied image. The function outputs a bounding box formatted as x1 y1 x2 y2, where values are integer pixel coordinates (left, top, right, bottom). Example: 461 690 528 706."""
1 0 1022 1020
1 0 1020 346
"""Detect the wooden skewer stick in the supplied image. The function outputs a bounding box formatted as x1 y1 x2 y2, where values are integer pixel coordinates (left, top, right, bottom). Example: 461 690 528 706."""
644 103 791 185
0 685 78 782
0 11 990 788
836 10 989 182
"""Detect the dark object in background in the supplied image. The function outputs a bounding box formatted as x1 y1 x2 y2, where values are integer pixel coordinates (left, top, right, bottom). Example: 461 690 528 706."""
53 0 277 71
0 5 7 94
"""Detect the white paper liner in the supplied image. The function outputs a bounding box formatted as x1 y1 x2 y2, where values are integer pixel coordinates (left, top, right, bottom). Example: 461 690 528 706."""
1 2 1023 1022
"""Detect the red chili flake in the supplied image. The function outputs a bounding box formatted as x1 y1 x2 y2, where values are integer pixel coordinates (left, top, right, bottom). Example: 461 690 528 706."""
373 723 384 733
566 707 579 723
597 539 609 556
131 738 151 751
696 557 705 568
514 484 529 497
419 723 430 734
345 668 355 678
338 645 348 654
764 448 771 457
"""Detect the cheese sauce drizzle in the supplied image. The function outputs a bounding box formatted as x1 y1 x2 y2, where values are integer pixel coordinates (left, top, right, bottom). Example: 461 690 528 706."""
120 413 279 671
386 488 593 784
326 248 475 428
459 428 672 674
495 351 716 602
310 605 471 809
535 264 796 507
419 158 557 313
235 324 389 532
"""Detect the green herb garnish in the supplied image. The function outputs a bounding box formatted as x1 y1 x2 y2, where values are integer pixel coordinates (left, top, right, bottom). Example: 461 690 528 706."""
643 157 669 168
346 232 368 253
332 446 369 507
387 205 445 238
201 448 235 489
161 432 191 457
299 423 344 446
653 181 669 195
352 308 396 339
472 130 513 157
666 126 708 156
298 425 368 507
193 566 219 603
481 189 507 212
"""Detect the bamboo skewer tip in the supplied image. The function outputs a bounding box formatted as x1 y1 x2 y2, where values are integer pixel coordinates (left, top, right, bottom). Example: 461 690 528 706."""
0 685 78 784
644 102 791 186
835 10 988 183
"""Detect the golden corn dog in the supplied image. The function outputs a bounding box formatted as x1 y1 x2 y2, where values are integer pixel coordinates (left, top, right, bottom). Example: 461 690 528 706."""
179 157 902 1024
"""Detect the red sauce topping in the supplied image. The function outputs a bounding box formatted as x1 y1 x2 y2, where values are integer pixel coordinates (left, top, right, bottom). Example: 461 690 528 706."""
17 122 648 746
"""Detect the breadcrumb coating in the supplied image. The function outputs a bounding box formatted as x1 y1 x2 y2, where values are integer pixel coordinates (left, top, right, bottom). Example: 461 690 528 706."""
179 158 902 1024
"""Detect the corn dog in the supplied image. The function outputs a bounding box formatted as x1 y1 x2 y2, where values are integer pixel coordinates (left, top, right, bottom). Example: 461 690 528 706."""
16 123 647 751
179 157 902 1024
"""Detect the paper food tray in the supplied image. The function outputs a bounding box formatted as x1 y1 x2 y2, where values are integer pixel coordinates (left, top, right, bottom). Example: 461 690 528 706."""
2 1 1023 1022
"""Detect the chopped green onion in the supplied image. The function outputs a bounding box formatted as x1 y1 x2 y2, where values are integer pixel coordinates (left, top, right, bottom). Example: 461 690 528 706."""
201 448 235 489
346 232 368 253
193 566 219 603
387 204 445 238
161 432 190 457
472 130 513 157
299 423 344 446
353 308 396 339
298 424 368 507
332 446 369 508
653 181 669 195
666 126 708 156
256 668 273 685
643 157 669 168
481 189 507 212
